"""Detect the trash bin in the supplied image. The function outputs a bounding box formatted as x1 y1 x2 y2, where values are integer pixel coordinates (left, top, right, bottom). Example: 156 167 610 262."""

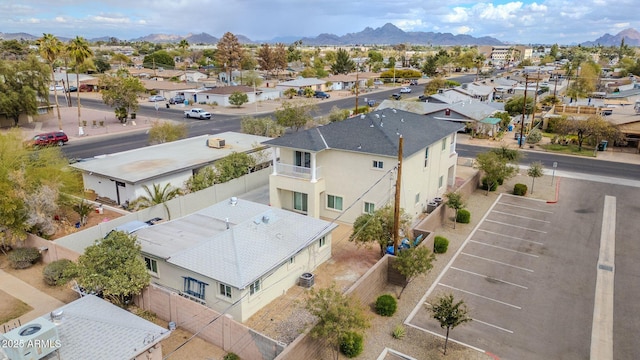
518 136 526 146
600 140 608 151
508 125 513 131
166 103 170 109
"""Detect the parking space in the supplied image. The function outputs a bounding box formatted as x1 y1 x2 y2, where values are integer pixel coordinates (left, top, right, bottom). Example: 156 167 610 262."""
407 192 594 360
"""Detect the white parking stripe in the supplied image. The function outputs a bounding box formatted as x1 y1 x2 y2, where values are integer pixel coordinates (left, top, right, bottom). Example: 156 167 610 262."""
485 219 548 233
472 318 514 334
451 266 528 289
469 240 539 258
491 210 551 223
438 283 522 309
477 229 544 245
462 252 535 272
497 202 554 213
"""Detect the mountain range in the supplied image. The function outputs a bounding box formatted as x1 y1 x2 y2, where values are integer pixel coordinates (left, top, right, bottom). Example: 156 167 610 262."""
1 24 639 47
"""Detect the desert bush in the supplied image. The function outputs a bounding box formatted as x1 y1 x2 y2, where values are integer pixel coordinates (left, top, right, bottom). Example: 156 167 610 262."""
392 324 406 339
133 308 157 322
456 209 471 224
481 177 499 191
527 128 542 144
223 353 240 360
43 259 73 286
340 331 364 358
8 247 41 269
434 236 450 254
514 183 528 196
375 294 398 317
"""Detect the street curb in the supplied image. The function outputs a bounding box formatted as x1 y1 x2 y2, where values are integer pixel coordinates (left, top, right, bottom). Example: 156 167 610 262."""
546 178 561 204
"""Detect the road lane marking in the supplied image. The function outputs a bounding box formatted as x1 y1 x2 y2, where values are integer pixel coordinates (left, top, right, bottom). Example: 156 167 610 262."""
497 202 554 213
469 240 539 258
438 283 522 309
476 229 544 245
472 318 514 334
461 253 535 273
590 196 615 360
450 266 528 289
491 210 551 223
484 219 548 233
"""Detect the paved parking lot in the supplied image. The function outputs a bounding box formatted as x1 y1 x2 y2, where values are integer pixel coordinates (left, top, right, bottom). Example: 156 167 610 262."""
407 192 594 360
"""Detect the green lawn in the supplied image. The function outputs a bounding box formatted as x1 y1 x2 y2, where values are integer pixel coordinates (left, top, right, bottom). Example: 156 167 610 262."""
539 143 596 157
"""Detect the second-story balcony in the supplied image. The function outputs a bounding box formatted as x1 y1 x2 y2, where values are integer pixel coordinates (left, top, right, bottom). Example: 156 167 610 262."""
274 163 323 181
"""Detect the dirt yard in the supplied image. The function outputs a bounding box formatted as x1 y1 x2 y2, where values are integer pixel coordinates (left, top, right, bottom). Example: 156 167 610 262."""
0 289 32 325
154 318 228 360
49 205 124 240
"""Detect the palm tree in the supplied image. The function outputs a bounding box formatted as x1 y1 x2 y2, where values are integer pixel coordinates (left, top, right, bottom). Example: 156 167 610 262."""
38 33 63 130
131 183 182 220
67 36 93 133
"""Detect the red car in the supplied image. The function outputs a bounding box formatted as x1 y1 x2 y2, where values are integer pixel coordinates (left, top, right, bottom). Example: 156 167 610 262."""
28 131 69 147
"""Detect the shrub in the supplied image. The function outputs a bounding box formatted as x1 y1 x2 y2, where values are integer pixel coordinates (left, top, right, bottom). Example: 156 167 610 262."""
434 236 450 254
223 353 240 360
481 177 498 191
527 128 542 144
514 183 528 196
392 324 406 339
456 209 471 224
8 247 41 269
375 294 397 317
134 308 157 322
340 331 364 358
43 259 73 286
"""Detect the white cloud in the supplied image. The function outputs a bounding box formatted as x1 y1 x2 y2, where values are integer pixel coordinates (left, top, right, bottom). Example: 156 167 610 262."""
90 16 131 24
529 3 547 12
443 7 469 23
54 17 67 23
475 2 523 21
455 26 472 35
613 22 630 29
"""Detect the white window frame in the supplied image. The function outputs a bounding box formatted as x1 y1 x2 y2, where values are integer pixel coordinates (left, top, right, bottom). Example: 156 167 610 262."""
327 194 343 211
219 283 232 298
144 257 158 276
439 175 444 188
318 236 326 248
372 160 384 169
293 192 308 212
442 137 447 151
364 202 375 214
424 147 429 167
250 280 261 295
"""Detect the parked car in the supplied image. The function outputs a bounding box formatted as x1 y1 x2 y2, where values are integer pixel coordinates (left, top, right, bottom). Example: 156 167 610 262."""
49 85 64 92
400 87 412 93
418 95 428 102
314 91 330 99
169 95 186 104
391 93 402 100
149 95 166 102
373 80 384 86
26 131 69 147
184 108 212 120
66 86 78 92
409 79 419 86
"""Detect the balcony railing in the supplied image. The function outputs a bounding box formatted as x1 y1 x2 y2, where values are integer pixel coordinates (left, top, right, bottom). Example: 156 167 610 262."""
275 163 322 181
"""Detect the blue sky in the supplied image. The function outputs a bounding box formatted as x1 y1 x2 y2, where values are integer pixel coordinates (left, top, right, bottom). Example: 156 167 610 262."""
1 0 637 44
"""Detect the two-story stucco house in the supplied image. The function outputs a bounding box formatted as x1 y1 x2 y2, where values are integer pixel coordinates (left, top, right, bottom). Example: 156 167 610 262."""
134 197 337 322
262 108 464 224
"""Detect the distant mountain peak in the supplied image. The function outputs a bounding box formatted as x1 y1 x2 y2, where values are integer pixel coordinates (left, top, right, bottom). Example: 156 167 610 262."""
581 27 640 46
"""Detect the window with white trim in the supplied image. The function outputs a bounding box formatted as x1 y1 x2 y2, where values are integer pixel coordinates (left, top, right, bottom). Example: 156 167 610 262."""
424 147 429 167
293 192 308 212
415 192 420 205
289 256 295 265
250 280 261 295
364 202 375 214
144 257 158 275
442 137 447 150
327 195 343 211
294 151 311 168
318 236 326 248
372 160 384 169
439 175 444 188
219 283 232 298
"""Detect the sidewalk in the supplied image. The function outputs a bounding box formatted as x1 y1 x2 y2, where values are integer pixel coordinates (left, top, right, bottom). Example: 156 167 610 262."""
0 269 65 330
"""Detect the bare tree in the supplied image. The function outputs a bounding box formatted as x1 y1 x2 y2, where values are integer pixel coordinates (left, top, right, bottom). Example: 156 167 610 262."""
216 32 243 85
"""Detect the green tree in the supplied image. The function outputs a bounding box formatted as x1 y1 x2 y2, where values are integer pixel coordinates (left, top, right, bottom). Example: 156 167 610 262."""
212 152 256 183
148 120 187 144
142 50 175 69
526 128 542 144
0 56 50 126
274 101 317 131
67 231 150 306
93 56 111 73
99 69 146 122
327 106 351 122
0 129 82 247
557 115 621 151
283 88 297 99
444 192 465 229
475 151 518 195
504 95 535 117
184 167 216 193
216 32 244 84
37 33 64 130
130 183 182 219
229 91 249 107
350 205 410 257
393 247 435 298
305 284 370 360
429 293 472 355
240 115 285 137
422 55 438 76
331 48 355 75
67 36 93 130
527 161 544 195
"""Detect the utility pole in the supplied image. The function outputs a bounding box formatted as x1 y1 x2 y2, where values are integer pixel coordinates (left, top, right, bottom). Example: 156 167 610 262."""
553 74 559 99
355 62 359 112
532 70 541 125
393 135 404 255
519 74 528 148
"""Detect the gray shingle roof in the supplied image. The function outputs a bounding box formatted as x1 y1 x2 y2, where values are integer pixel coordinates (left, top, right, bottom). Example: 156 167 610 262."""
263 108 463 157
135 198 337 289
42 295 170 359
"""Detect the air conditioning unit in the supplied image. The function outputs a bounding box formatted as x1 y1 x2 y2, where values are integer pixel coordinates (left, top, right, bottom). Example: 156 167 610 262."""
0 318 60 360
207 137 225 149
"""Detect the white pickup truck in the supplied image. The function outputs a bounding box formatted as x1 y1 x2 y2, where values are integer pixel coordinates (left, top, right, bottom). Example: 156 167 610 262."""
184 108 212 120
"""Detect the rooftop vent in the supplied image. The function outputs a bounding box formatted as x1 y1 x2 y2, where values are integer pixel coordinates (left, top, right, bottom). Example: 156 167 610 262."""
229 197 238 206
50 310 63 324
207 137 225 149
262 215 270 224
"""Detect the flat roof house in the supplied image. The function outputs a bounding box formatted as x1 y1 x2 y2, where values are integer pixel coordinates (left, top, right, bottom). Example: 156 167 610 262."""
70 132 272 205
263 108 464 224
134 197 337 322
